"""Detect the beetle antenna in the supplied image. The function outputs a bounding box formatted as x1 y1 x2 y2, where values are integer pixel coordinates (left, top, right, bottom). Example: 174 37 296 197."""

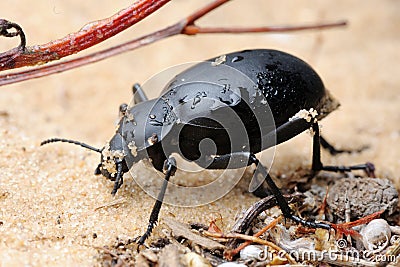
40 138 102 153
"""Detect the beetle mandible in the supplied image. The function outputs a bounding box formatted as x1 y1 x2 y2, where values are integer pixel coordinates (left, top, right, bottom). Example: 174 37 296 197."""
41 49 375 244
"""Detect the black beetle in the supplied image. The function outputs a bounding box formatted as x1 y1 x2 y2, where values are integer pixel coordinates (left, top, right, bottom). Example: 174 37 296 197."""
41 49 374 244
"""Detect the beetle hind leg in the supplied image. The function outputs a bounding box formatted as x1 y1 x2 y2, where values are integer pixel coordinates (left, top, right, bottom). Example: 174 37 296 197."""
312 123 375 177
320 135 369 155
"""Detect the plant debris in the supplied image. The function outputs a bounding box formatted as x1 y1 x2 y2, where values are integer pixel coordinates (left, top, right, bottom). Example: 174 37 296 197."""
163 217 225 252
106 175 400 266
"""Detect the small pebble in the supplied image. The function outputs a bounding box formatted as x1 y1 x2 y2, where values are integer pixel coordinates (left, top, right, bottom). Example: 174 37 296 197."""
360 219 391 252
239 245 264 261
183 252 211 267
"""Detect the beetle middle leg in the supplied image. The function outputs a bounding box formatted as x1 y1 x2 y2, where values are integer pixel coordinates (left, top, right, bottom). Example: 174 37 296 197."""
206 152 331 230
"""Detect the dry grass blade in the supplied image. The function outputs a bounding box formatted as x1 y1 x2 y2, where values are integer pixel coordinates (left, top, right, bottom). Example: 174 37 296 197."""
94 198 127 211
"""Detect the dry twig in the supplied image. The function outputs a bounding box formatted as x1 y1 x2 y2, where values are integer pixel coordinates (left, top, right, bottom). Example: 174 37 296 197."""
331 210 384 239
224 215 282 260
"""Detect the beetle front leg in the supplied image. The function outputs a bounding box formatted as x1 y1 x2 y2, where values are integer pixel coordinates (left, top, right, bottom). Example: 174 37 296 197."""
311 123 375 177
137 157 177 245
132 83 148 104
118 83 148 118
111 159 124 195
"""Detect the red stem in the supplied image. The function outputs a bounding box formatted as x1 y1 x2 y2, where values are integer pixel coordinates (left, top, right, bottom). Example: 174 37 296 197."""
0 0 170 70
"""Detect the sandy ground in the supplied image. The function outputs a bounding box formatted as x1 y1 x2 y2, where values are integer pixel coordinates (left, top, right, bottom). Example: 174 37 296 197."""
0 0 399 266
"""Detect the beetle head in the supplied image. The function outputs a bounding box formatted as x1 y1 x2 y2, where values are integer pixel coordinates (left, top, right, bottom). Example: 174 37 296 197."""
95 132 129 181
